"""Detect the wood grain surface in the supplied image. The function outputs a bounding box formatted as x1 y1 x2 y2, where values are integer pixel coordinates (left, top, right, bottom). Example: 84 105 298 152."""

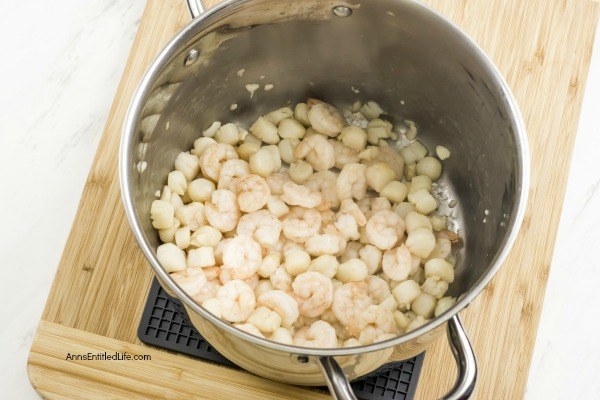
27 0 599 399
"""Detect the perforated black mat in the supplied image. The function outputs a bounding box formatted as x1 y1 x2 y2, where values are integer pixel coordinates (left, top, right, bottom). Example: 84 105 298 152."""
138 279 424 400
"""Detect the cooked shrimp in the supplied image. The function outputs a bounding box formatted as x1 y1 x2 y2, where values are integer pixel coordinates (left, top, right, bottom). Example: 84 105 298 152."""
292 272 334 317
282 206 322 243
293 320 338 348
370 197 392 213
217 280 256 322
305 170 340 209
219 271 259 289
366 275 391 304
305 234 343 256
359 244 383 274
339 199 367 225
217 159 250 192
293 135 335 171
320 209 336 228
357 197 372 215
221 235 262 279
199 143 239 182
237 174 271 213
357 305 395 344
382 244 412 281
282 240 305 256
332 282 373 335
213 238 231 264
337 163 368 201
307 101 345 137
203 266 221 281
237 210 282 248
341 241 364 263
335 199 367 240
234 322 265 338
293 315 320 331
280 181 322 208
269 266 293 292
192 279 221 303
265 173 291 196
170 267 207 296
375 147 404 180
204 189 241 232
366 210 405 250
330 139 360 169
258 290 300 327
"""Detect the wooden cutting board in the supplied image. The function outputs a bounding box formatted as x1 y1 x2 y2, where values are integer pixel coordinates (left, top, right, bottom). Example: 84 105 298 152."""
27 0 599 399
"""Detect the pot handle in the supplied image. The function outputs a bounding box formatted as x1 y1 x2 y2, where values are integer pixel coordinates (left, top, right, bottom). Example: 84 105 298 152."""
186 0 206 18
317 315 477 400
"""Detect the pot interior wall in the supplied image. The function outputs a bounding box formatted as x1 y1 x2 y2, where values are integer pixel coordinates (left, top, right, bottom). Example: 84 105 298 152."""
128 0 524 297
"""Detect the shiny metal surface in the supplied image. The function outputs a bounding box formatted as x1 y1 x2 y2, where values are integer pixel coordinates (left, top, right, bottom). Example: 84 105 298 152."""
440 316 477 400
186 0 205 18
183 49 200 66
317 315 476 400
120 0 529 393
318 357 358 400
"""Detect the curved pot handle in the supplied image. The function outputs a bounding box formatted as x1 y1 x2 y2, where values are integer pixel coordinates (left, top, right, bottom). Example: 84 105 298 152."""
186 0 206 18
317 315 477 400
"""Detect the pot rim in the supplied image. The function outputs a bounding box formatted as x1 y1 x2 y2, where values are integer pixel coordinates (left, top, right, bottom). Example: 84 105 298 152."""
120 0 530 356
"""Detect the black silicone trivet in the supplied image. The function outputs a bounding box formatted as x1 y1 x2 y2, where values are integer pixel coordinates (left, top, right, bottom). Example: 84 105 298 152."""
138 278 424 400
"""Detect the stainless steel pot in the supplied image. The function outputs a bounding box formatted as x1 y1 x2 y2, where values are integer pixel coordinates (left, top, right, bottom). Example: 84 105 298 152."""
120 0 529 398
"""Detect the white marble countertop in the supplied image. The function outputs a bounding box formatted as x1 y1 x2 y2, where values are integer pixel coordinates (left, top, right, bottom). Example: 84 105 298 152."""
0 1 598 399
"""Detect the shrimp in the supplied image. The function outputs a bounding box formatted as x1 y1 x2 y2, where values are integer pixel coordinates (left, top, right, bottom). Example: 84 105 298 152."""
366 275 391 304
220 269 259 288
341 241 364 263
293 320 338 348
332 282 373 335
269 266 293 292
214 238 232 264
217 159 250 192
282 241 305 256
336 163 368 201
280 181 322 208
339 199 367 225
330 139 360 169
234 323 265 338
237 174 271 213
192 279 221 303
199 143 239 182
258 290 300 327
366 210 405 250
217 280 256 322
375 147 404 180
307 101 345 137
170 267 207 296
305 170 340 209
282 206 321 243
359 244 383 274
203 266 221 281
305 234 343 256
237 210 282 248
357 305 395 345
370 197 392 213
265 173 291 195
335 199 367 240
293 315 320 331
320 209 336 227
205 190 241 232
357 197 372 215
221 235 262 279
293 135 335 171
382 244 412 281
292 272 334 317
